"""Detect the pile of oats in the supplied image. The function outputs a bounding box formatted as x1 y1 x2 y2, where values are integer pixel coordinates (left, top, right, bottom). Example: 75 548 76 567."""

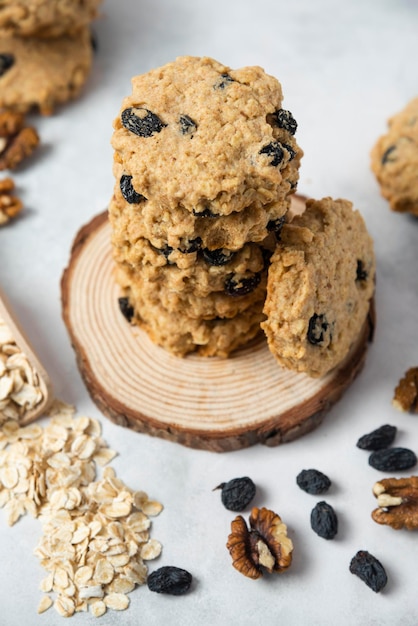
0 315 43 422
0 400 163 618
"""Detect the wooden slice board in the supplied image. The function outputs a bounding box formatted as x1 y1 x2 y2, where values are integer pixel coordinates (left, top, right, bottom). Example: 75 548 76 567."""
61 209 374 452
0 288 53 424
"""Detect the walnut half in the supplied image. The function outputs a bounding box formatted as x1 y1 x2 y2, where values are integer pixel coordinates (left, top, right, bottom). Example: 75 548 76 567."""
0 110 39 170
226 506 293 579
372 476 418 530
0 177 22 225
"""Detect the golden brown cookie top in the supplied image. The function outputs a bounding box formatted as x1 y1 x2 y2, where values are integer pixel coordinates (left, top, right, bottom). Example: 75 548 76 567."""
112 56 301 215
262 197 375 378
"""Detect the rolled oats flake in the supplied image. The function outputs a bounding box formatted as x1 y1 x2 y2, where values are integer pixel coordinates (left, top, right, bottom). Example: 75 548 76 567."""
0 399 164 617
0 317 44 423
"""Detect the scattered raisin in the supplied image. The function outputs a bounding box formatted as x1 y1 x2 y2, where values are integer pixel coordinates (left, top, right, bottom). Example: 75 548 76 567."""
119 174 146 204
356 424 397 451
307 314 329 345
381 145 397 165
267 215 286 239
192 206 218 218
296 469 331 495
121 107 166 137
118 297 134 322
214 477 256 512
214 73 234 89
202 248 236 266
310 501 338 539
224 272 261 297
147 566 192 595
349 550 387 593
0 53 14 77
268 109 298 135
259 142 284 167
179 114 197 135
356 259 368 282
368 447 417 472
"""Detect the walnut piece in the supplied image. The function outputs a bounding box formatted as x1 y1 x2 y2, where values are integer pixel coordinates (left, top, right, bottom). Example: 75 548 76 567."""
226 506 293 579
392 367 418 413
372 476 418 529
0 110 39 170
0 177 22 225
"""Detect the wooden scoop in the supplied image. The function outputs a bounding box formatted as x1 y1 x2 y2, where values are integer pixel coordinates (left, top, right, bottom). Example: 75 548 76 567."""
0 288 53 424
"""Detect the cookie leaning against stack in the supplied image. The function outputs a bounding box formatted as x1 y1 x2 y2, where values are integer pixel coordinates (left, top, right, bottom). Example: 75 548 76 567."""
109 56 302 357
0 0 102 114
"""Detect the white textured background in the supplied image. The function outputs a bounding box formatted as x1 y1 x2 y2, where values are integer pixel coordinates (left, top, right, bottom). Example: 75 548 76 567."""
1 0 418 624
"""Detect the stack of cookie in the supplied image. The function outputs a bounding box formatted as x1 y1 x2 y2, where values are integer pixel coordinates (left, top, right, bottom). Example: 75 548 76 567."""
109 56 302 357
0 0 101 114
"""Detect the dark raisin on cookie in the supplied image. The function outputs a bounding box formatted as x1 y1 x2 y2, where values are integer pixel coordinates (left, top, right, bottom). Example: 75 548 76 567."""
179 114 197 136
267 215 286 239
307 314 329 345
202 248 236 266
259 142 284 167
283 143 297 160
214 73 234 89
224 273 261 297
120 175 147 204
381 145 397 165
118 297 134 323
121 107 167 137
192 206 218 218
0 53 14 77
356 259 368 282
267 109 298 135
155 244 174 260
178 237 202 254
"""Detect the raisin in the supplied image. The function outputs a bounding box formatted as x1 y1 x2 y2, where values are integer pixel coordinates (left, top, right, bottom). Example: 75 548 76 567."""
224 272 261 297
119 174 146 204
178 237 201 254
268 109 298 135
214 477 256 512
267 215 286 239
349 550 387 593
192 206 218 218
307 314 329 345
356 424 397 451
296 469 331 495
214 73 234 89
282 143 297 160
259 142 284 167
202 248 236 266
356 259 368 282
179 114 197 135
381 145 397 165
368 447 417 471
0 53 14 77
147 566 192 595
121 107 166 137
154 244 174 260
310 501 338 539
118 297 134 322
